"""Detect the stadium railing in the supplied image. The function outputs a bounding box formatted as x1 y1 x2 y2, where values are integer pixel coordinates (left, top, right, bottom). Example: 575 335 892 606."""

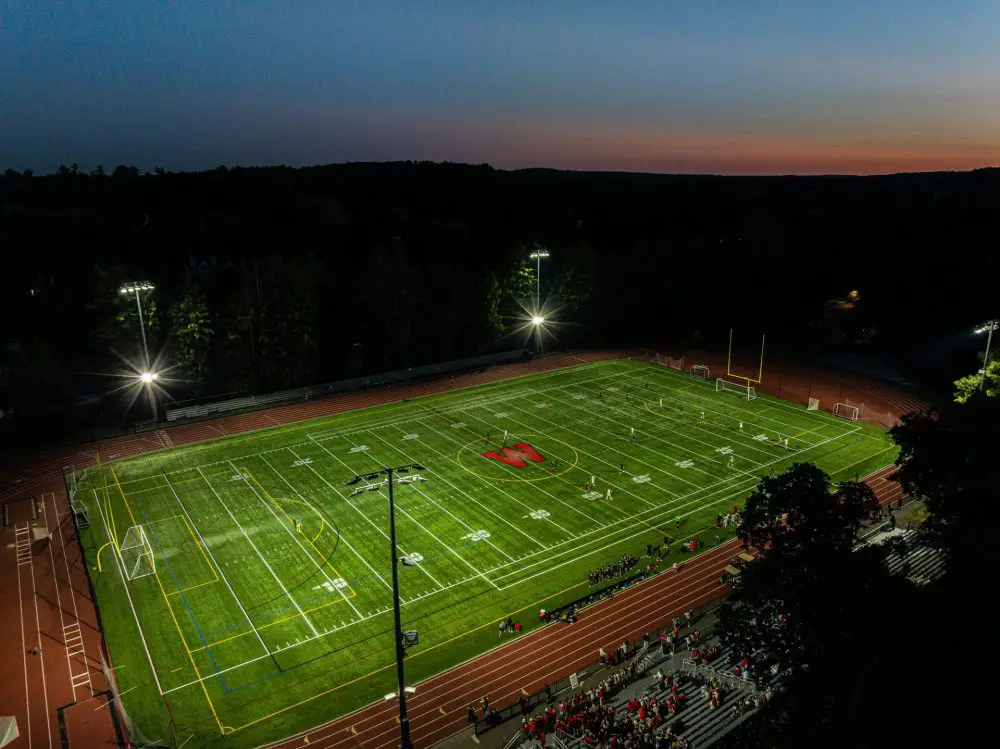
164 349 530 423
490 597 725 742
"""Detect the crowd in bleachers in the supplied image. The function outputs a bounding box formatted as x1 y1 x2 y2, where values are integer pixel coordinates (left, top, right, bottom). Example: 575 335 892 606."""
588 554 639 587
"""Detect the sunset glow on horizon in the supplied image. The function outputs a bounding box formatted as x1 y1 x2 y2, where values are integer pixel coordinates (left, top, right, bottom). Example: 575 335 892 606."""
3 0 999 175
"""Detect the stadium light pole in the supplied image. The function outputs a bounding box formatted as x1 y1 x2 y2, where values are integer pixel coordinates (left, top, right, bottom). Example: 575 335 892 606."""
120 281 158 419
346 462 426 749
528 247 550 311
974 320 999 391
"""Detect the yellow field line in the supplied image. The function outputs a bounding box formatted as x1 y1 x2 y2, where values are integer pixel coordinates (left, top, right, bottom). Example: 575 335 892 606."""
179 513 220 583
243 467 357 598
827 445 897 478
166 579 219 597
111 465 225 735
96 542 114 572
114 468 234 493
230 576 593 734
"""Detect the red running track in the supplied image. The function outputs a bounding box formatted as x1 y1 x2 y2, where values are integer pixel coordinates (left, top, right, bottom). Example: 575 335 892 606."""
259 465 908 749
0 351 915 749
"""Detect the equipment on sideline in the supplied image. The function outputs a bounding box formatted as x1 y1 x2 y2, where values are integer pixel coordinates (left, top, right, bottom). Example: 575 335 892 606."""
716 378 757 401
690 364 710 379
807 397 820 411
833 402 859 421
120 525 155 580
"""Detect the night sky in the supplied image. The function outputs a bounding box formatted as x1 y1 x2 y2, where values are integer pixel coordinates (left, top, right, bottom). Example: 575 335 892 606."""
3 1 999 175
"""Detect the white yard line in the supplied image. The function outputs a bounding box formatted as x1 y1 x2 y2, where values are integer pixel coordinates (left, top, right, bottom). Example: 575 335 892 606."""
50 492 94 697
407 417 602 527
547 386 758 473
232 463 363 620
21 523 54 749
456 407 662 508
339 429 517 564
395 422 576 537
543 387 768 481
262 453 399 592
39 500 77 700
367 431 550 551
89 491 164 695
291 444 439 591
199 466 320 638
15 527 33 749
161 472 272 657
159 418 862 698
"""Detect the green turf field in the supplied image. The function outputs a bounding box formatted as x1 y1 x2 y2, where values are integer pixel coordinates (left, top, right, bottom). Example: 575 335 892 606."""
72 359 897 748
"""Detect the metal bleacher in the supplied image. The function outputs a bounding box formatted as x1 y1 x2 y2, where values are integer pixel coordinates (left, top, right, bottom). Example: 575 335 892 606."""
164 349 529 424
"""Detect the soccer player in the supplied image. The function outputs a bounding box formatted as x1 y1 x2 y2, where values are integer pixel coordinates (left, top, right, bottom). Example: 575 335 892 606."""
701 411 705 420
591 475 597 488
739 421 743 430
659 398 663 407
503 429 508 444
295 519 303 534
631 426 635 437
606 487 613 501
620 462 625 474
728 455 735 468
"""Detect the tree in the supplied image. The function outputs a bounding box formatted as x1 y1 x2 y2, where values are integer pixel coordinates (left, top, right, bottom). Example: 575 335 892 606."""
891 395 1000 577
168 275 214 382
953 358 1000 402
716 463 910 747
720 463 882 673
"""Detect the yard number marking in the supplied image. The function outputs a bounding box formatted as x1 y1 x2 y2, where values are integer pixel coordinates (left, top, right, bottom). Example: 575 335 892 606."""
528 509 551 520
350 445 369 454
314 579 348 593
230 472 249 481
583 491 602 501
534 402 551 409
675 460 694 469
571 394 586 400
402 433 419 441
293 458 313 466
451 422 467 429
405 552 424 563
716 447 734 456
632 474 651 484
494 412 510 418
753 434 769 442
462 530 491 542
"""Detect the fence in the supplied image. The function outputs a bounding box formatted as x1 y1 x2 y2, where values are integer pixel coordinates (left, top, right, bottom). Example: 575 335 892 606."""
638 349 919 429
164 349 529 423
493 597 724 743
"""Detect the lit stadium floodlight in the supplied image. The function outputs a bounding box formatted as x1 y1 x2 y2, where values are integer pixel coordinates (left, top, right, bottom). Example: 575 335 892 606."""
528 246 550 310
119 281 155 295
532 316 545 326
974 320 999 391
139 372 158 384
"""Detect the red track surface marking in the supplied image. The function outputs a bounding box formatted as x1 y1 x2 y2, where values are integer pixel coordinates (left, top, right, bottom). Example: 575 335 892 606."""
0 352 916 747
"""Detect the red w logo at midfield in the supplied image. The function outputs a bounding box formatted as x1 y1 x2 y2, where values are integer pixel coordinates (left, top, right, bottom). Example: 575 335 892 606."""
481 442 545 469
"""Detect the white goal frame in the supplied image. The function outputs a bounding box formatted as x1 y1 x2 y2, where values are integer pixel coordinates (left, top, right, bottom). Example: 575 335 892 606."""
120 525 156 580
690 364 710 379
832 402 859 422
716 378 757 401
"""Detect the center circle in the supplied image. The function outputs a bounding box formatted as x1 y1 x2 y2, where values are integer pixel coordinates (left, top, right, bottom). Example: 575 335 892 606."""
456 434 580 482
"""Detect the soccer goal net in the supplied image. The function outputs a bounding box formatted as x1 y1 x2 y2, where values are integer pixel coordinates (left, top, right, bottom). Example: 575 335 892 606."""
690 364 710 379
716 378 757 401
833 402 859 421
120 525 155 581
806 397 820 411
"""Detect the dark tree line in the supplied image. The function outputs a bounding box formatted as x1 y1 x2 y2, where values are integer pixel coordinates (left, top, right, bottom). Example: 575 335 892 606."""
1 162 999 440
717 395 998 747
